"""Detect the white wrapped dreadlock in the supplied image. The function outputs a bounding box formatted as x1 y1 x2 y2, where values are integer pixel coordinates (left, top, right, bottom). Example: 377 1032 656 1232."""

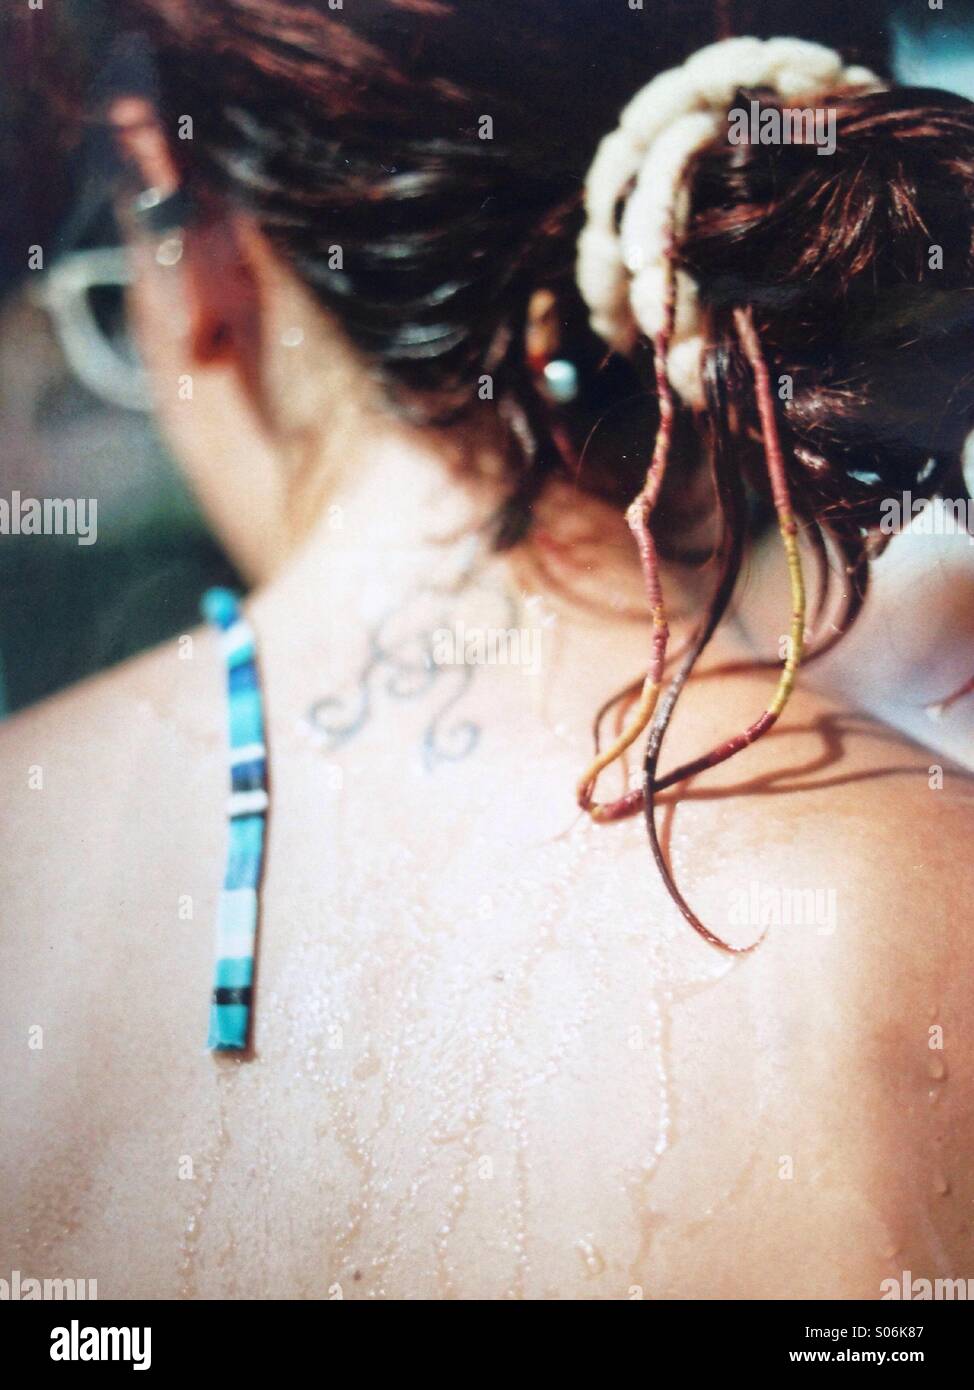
576 36 885 407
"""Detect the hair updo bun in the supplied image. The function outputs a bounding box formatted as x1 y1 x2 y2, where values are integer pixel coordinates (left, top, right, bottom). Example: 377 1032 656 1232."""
682 88 974 533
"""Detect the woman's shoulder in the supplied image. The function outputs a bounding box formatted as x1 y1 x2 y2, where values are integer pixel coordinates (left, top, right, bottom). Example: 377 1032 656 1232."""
0 629 225 939
629 679 974 1292
0 625 222 790
668 667 974 956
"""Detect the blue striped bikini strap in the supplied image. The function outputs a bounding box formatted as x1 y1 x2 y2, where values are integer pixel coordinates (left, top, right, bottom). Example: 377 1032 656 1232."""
201 587 269 1053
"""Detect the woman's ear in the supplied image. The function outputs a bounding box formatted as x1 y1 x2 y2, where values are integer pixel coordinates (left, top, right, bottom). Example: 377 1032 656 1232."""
111 94 272 427
110 96 290 582
185 224 240 367
181 211 274 433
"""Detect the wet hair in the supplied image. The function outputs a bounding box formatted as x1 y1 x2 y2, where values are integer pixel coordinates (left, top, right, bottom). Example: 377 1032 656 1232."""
119 2 974 943
123 0 889 529
628 86 974 944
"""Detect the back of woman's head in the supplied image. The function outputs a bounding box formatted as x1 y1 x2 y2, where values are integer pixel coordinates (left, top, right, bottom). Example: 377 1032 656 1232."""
125 1 894 521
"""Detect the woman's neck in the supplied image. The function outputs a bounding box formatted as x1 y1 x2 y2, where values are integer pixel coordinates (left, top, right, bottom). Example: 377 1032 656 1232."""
247 435 765 753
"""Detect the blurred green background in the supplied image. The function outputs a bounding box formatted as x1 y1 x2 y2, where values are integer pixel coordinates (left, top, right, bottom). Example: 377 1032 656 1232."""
0 0 239 717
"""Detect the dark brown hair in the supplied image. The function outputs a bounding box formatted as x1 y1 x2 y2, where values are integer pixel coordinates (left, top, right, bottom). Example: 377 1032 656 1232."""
121 0 892 536
686 89 974 532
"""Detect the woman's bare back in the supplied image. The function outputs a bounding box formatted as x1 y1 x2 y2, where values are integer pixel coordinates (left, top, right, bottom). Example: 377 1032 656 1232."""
4 579 974 1300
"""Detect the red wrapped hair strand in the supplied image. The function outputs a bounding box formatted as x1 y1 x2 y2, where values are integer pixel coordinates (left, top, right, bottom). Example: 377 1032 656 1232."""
641 346 756 951
575 225 679 821
637 308 806 950
649 308 807 805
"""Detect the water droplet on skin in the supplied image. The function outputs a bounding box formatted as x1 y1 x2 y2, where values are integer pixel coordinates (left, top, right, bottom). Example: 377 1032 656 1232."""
932 1172 950 1197
575 1237 606 1277
352 1050 381 1082
179 1076 232 1297
927 1054 948 1081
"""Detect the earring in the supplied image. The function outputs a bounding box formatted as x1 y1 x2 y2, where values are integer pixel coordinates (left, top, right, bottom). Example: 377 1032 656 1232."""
541 357 579 404
526 288 580 404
